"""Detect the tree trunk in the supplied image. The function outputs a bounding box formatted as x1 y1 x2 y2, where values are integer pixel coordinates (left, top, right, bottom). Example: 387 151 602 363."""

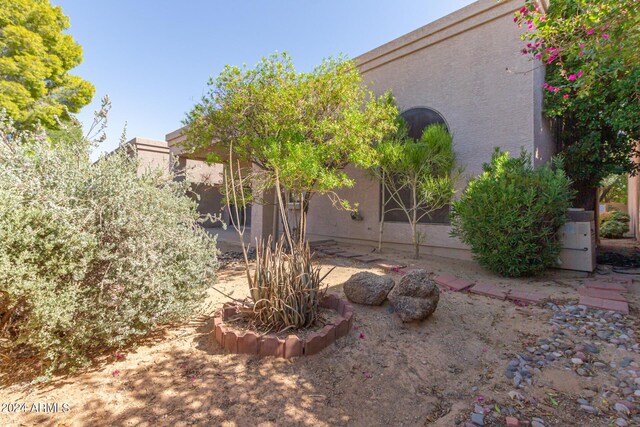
572 180 600 242
411 184 419 259
378 172 385 252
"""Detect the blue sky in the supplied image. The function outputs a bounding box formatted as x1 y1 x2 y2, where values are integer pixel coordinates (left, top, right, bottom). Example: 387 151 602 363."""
53 0 476 159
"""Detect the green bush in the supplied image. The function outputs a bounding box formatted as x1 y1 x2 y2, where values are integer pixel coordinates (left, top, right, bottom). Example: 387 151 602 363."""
0 116 217 376
450 149 574 277
600 209 630 225
600 220 628 238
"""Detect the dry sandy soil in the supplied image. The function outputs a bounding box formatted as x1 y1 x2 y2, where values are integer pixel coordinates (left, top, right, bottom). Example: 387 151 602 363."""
1 242 639 427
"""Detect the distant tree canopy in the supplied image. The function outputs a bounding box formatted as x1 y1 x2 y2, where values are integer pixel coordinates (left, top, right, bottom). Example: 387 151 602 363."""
0 0 95 130
515 0 639 207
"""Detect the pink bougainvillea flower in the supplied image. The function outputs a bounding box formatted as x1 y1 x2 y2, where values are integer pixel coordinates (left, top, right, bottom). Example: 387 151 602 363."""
190 375 196 382
563 94 570 99
476 395 485 402
548 85 555 92
359 332 365 339
578 51 585 56
602 34 610 39
539 16 545 22
521 49 528 55
580 44 585 48
535 54 542 60
514 16 518 23
568 74 577 81
577 71 584 78
112 370 120 377
543 83 549 88
586 28 595 35
115 352 124 360
554 87 560 93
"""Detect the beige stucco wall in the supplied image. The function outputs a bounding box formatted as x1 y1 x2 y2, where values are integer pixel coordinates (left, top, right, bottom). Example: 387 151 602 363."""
628 174 640 240
305 0 554 258
122 137 172 176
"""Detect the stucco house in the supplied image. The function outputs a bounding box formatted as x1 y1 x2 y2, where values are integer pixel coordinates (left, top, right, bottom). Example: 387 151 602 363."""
128 0 556 260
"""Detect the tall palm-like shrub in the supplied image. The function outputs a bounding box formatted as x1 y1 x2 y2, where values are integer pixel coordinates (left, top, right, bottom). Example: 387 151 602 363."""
375 123 458 258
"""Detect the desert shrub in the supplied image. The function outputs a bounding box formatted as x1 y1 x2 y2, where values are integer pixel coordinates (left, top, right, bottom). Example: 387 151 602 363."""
247 237 325 331
600 220 628 238
600 209 630 225
450 149 574 277
0 116 217 376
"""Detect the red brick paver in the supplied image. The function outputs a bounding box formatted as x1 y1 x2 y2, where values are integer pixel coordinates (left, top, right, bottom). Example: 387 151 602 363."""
433 274 473 291
577 287 627 302
352 255 383 263
434 274 458 287
507 289 548 305
579 295 629 314
583 281 628 293
446 277 474 292
469 282 508 300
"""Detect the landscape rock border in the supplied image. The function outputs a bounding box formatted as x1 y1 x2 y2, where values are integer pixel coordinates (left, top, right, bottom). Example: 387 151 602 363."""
213 293 353 358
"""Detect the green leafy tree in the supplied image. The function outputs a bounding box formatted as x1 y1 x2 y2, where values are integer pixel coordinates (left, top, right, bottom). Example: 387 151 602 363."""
184 52 398 245
0 0 95 130
599 174 628 204
183 52 397 331
375 123 458 258
514 0 640 210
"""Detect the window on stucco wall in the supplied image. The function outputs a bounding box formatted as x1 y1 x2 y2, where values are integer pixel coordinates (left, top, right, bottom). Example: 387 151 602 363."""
381 107 451 224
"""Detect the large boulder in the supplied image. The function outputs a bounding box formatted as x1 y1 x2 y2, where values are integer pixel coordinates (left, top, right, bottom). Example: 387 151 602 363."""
388 269 439 322
342 272 395 305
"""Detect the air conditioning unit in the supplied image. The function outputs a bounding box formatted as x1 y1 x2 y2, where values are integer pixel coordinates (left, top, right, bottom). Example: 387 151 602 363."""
557 209 596 272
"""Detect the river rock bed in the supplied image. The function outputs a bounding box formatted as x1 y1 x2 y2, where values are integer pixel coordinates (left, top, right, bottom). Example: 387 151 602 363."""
464 303 640 426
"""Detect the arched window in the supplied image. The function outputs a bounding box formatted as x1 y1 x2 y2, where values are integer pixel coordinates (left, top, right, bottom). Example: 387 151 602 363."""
382 107 451 224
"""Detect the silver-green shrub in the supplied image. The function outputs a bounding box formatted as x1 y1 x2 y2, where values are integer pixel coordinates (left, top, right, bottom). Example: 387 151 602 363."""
0 116 217 375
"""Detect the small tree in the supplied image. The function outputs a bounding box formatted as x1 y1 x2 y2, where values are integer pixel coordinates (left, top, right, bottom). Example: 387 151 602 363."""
375 123 458 258
184 52 398 330
0 0 95 130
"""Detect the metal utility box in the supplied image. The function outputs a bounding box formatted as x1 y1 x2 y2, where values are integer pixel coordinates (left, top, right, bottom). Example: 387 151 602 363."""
557 209 596 272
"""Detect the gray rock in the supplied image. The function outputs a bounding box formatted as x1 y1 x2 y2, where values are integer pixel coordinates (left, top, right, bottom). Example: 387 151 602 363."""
614 402 630 415
615 418 629 427
387 269 439 322
342 272 395 305
580 405 598 414
584 343 599 354
470 413 484 426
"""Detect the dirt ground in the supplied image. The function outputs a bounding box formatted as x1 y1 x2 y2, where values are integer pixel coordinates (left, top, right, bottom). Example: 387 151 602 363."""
1 243 638 427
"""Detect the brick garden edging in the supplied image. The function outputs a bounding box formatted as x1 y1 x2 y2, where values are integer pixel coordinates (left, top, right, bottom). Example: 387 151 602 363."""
213 293 353 358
